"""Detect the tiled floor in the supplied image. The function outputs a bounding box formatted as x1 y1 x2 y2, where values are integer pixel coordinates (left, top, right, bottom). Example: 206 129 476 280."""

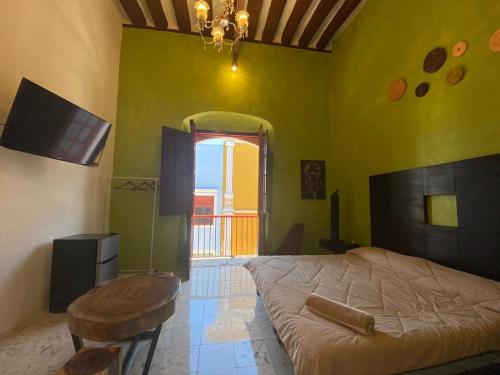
2 257 499 375
0 257 294 375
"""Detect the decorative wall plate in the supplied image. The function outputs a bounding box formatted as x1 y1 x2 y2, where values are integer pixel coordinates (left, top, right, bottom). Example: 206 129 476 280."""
452 41 468 57
424 47 447 73
489 29 500 52
446 66 465 85
415 82 430 97
388 78 407 101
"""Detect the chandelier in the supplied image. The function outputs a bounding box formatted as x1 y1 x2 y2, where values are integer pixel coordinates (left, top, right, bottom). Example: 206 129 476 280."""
194 0 249 54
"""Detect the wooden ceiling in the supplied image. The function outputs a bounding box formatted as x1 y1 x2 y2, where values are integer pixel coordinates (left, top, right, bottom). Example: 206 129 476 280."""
116 0 366 52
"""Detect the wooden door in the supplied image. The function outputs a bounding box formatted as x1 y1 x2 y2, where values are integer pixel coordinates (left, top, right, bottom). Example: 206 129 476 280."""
159 122 196 279
258 128 270 255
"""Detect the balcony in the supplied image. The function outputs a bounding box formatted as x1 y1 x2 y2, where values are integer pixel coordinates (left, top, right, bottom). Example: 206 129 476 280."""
191 215 258 258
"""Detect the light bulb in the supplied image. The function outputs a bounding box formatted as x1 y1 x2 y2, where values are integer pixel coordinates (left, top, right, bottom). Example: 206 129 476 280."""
235 10 249 36
194 0 209 22
211 26 224 46
231 62 238 72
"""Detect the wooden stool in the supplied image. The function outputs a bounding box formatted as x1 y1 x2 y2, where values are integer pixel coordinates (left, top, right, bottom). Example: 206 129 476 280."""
57 347 121 375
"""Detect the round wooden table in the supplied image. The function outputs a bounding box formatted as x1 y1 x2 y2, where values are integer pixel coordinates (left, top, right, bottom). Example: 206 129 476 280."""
67 272 180 375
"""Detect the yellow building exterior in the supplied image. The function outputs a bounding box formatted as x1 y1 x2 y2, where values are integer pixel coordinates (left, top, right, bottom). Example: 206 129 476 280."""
221 141 259 256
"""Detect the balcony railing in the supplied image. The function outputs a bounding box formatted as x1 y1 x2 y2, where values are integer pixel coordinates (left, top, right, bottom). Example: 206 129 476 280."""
191 215 258 257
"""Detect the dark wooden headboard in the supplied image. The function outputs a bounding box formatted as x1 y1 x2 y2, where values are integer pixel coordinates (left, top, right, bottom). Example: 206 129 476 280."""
370 153 500 281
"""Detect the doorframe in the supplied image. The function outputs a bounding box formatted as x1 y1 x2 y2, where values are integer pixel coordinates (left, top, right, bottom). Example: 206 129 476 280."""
193 130 263 257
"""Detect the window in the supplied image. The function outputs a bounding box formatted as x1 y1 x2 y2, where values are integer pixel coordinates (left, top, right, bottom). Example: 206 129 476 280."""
194 196 214 225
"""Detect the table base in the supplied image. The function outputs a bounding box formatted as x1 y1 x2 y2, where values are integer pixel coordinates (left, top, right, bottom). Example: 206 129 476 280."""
71 324 163 375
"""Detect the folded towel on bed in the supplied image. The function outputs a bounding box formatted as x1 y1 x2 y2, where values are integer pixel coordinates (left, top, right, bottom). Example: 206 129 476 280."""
305 293 375 335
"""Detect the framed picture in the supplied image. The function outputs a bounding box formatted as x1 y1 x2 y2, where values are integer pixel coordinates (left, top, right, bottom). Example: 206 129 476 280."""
301 160 326 199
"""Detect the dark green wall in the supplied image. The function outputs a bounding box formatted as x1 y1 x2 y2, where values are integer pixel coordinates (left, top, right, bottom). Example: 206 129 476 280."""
111 29 332 272
328 0 500 245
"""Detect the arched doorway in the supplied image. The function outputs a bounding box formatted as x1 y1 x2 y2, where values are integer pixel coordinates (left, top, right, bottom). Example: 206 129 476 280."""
193 136 259 257
184 112 273 260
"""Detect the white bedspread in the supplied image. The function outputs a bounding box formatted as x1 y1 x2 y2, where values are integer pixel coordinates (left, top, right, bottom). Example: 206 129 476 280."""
244 247 500 375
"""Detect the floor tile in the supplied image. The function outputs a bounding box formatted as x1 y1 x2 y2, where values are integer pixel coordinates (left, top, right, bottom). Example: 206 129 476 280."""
259 339 294 368
167 325 203 346
231 321 276 342
198 343 236 372
129 345 200 374
201 323 234 344
172 309 204 328
236 363 294 375
202 307 234 326
197 368 238 375
234 340 273 367
204 298 231 312
0 351 57 375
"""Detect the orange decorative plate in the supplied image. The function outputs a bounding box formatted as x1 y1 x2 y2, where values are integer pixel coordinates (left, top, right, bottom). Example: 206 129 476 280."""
452 41 468 57
388 78 407 101
489 29 500 52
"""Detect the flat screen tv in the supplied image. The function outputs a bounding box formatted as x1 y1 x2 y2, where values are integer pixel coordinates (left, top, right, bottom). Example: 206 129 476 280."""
0 78 111 166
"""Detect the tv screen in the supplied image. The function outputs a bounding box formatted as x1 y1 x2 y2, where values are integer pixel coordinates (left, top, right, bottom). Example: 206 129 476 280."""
0 78 111 166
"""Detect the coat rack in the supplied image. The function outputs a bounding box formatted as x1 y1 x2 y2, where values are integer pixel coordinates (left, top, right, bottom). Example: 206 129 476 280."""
111 176 159 273
114 180 157 191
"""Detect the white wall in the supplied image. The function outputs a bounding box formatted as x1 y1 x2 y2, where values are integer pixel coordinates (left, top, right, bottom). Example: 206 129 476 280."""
0 0 123 335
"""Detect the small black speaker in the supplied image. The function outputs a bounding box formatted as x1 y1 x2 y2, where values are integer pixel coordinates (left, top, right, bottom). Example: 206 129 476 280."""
331 191 340 242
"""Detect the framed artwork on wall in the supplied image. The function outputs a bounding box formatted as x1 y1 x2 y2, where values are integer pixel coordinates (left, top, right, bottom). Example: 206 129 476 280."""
301 160 326 199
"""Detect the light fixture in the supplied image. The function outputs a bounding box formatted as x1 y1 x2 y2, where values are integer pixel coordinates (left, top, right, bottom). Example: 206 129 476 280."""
194 0 209 21
194 0 249 53
231 61 238 72
211 25 224 48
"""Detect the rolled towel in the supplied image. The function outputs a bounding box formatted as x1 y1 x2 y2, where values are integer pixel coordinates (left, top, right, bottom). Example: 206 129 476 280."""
305 293 375 335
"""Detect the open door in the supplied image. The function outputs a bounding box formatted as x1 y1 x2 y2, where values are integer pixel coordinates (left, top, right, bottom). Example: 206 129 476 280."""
159 121 196 279
258 127 269 255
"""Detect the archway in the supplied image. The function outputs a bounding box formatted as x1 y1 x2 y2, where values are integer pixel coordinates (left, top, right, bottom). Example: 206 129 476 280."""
181 111 274 141
182 111 273 259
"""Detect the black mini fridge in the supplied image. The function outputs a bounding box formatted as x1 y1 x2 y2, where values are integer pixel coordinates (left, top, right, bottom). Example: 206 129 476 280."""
49 233 120 312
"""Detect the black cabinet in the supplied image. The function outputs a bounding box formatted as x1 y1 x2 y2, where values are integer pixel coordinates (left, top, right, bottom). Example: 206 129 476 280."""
49 233 120 312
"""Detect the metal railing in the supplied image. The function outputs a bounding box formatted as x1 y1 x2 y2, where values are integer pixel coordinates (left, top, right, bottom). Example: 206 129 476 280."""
191 215 258 257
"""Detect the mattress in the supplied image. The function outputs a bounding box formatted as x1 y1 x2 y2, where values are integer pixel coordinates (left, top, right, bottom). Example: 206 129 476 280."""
244 247 500 375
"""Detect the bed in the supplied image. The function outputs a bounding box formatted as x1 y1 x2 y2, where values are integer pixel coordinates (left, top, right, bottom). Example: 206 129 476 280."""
245 248 500 375
245 154 500 375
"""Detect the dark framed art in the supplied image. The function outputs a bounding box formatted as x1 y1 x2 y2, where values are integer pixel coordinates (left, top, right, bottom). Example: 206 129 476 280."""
301 160 326 199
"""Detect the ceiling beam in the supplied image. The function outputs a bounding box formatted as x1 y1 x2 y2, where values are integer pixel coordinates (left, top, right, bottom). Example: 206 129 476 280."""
298 0 338 48
232 0 244 64
281 0 313 46
172 0 191 32
207 0 213 22
119 0 146 27
122 24 331 53
262 0 287 43
246 0 263 40
316 0 363 50
145 0 168 30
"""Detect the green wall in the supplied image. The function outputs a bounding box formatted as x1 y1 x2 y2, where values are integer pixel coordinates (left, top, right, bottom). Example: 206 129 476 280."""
328 0 500 246
111 29 332 273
